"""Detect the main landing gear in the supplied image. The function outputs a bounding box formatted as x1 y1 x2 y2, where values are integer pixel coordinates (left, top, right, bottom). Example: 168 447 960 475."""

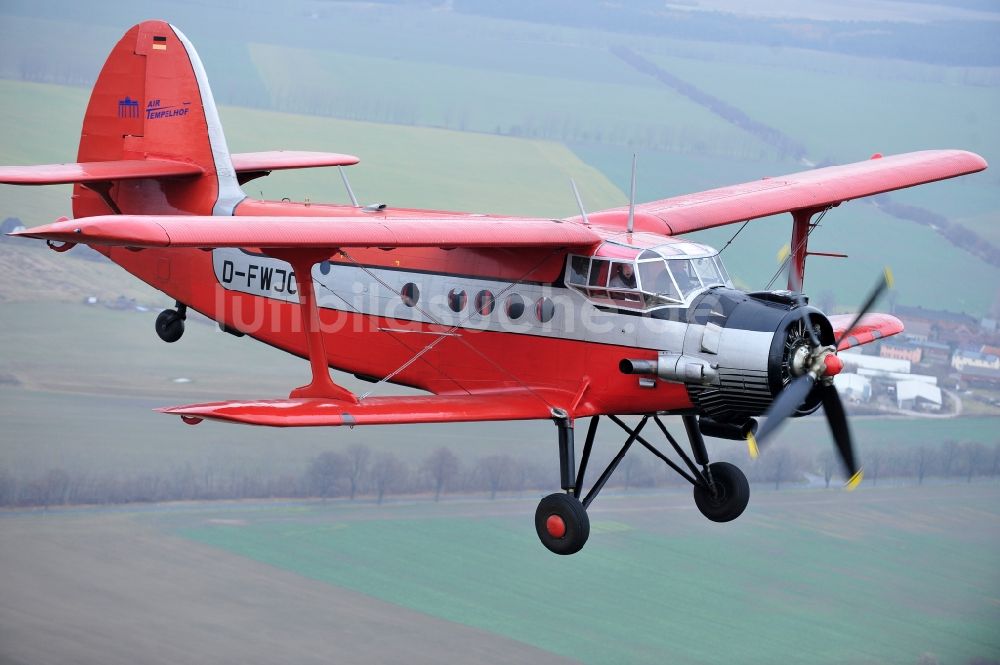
535 414 750 555
155 302 187 343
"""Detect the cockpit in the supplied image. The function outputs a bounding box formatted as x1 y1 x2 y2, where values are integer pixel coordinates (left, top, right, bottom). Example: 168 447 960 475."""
565 239 732 310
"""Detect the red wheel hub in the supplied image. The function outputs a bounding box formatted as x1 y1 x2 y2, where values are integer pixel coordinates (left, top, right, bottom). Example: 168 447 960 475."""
545 514 567 539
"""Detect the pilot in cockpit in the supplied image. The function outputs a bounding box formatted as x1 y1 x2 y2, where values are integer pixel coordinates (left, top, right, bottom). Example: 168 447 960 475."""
670 259 699 294
610 262 637 289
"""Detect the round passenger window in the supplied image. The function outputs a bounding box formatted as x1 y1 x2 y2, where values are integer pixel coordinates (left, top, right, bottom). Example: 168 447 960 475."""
401 282 420 307
319 260 331 275
535 297 554 323
505 293 525 320
448 288 467 312
475 290 495 315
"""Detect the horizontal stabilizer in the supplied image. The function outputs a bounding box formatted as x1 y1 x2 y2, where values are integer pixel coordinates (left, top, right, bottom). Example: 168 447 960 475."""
159 392 555 427
0 159 204 185
829 313 904 350
13 214 600 249
230 151 359 173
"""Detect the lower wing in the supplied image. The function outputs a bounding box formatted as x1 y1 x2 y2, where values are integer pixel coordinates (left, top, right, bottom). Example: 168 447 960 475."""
829 313 904 351
159 391 558 427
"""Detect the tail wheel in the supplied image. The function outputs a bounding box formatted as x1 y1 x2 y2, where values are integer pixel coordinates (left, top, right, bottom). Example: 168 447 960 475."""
693 462 750 523
535 493 590 555
155 309 185 343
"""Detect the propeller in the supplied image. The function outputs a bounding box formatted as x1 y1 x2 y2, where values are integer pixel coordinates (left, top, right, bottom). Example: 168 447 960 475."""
747 268 893 490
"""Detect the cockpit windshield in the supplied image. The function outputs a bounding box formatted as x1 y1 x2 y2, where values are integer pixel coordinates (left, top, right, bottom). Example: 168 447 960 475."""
566 245 732 310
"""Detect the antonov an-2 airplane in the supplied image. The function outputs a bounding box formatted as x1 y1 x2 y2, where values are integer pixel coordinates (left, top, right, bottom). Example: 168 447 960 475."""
1 20 987 554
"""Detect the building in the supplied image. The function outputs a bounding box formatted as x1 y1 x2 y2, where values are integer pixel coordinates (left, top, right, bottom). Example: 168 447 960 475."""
893 305 981 347
952 349 1000 372
896 380 942 412
840 350 910 375
834 373 871 403
913 339 952 365
960 365 1000 389
879 340 922 364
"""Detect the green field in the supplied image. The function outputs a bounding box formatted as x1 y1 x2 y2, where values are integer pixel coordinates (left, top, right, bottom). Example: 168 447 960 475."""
176 485 1000 665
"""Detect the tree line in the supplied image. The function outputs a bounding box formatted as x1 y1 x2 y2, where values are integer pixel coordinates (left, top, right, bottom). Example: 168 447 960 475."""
1 440 997 509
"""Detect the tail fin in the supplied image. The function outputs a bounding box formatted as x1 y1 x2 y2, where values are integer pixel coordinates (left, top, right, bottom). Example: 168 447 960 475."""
73 20 244 217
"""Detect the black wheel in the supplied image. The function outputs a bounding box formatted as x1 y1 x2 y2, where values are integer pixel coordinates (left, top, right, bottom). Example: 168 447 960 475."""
155 309 185 343
693 462 750 523
534 492 590 555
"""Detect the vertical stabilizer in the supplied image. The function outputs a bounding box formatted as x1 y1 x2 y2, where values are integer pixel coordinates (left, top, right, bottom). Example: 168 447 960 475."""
74 20 244 218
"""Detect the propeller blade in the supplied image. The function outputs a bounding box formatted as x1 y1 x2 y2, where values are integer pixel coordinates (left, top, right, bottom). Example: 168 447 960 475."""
835 267 894 348
748 373 816 457
819 383 864 490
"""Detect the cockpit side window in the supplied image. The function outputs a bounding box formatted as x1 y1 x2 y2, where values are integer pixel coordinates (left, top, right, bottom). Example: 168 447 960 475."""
608 261 638 289
638 260 680 303
569 256 589 285
607 261 642 307
668 259 701 298
692 256 725 287
588 259 610 287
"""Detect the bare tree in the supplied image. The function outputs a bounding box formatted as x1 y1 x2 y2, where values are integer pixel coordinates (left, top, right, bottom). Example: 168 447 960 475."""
477 454 516 500
965 443 986 483
940 440 959 477
915 446 930 485
422 447 460 502
345 443 371 500
306 451 348 499
819 452 836 489
869 452 882 487
370 452 407 505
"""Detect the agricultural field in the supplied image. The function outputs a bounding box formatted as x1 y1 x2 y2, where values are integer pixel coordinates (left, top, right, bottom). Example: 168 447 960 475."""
2 484 998 664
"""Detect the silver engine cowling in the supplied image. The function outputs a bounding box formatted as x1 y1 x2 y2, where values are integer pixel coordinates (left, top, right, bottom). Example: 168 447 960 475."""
620 288 834 422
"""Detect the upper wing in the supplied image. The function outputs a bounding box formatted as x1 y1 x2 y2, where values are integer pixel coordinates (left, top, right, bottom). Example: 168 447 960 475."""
587 150 987 235
829 313 904 351
158 392 555 427
13 214 600 249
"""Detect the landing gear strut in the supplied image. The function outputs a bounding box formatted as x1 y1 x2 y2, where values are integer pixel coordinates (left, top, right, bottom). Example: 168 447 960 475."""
536 414 750 555
155 302 187 343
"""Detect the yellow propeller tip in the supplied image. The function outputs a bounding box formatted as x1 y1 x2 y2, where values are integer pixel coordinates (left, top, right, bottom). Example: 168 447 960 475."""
883 267 894 289
746 432 759 459
845 469 864 491
777 244 791 263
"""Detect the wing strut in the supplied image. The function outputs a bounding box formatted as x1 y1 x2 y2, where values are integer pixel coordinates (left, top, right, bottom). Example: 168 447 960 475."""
270 249 358 404
787 208 818 292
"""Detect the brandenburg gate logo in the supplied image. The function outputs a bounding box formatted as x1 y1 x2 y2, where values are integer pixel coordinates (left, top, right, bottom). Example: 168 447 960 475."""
117 96 140 119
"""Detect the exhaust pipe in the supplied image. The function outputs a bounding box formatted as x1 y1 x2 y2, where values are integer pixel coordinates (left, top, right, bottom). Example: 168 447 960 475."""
619 353 718 385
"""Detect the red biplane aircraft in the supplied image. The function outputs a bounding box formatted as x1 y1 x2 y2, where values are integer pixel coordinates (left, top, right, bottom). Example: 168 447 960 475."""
2 21 988 554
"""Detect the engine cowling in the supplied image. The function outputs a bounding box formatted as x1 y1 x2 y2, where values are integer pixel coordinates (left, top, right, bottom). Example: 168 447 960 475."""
621 287 834 422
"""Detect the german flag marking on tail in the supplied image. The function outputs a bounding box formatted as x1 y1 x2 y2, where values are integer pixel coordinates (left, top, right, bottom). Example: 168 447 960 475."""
152 35 167 51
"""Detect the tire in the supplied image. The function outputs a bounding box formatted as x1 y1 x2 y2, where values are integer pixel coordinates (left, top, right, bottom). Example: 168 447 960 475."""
155 309 185 343
534 492 590 555
693 462 750 523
